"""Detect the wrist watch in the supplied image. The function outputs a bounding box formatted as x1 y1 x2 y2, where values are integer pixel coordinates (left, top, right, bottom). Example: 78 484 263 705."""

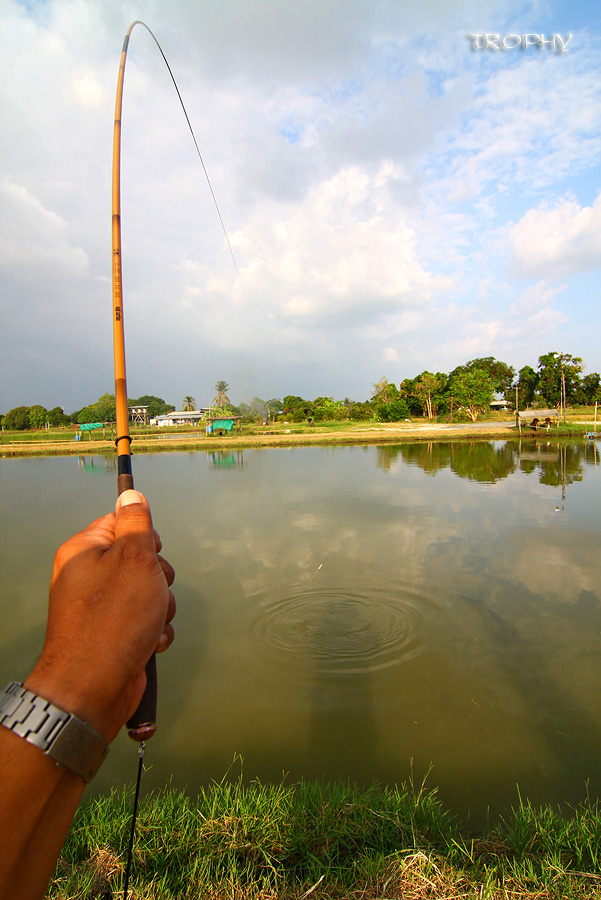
0 681 109 783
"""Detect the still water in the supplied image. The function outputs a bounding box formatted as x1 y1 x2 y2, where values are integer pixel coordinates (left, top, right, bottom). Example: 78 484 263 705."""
1 439 601 824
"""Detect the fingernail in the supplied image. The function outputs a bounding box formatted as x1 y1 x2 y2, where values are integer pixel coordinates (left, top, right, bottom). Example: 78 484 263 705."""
118 489 144 507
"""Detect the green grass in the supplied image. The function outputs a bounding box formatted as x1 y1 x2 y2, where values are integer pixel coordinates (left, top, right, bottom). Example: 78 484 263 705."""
0 428 78 444
47 777 601 899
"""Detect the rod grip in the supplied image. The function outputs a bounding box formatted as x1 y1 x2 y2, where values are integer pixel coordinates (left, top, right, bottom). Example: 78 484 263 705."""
117 458 158 741
127 654 157 741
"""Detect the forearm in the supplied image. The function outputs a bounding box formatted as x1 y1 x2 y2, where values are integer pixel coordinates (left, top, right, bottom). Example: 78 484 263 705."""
0 491 175 900
0 726 84 900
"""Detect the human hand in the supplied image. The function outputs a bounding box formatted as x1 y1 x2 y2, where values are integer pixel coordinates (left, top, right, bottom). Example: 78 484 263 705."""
25 490 175 743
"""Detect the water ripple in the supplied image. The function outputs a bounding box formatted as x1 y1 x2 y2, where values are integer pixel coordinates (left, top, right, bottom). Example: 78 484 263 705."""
250 587 426 674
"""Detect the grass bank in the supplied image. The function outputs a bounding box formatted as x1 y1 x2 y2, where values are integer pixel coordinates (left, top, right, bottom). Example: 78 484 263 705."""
48 778 601 899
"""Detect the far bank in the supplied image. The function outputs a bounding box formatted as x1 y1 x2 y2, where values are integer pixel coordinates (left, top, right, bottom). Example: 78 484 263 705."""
3 417 596 458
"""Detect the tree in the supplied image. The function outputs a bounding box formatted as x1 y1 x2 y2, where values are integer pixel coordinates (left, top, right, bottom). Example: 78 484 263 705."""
312 397 346 421
75 406 98 424
581 373 601 404
537 352 583 407
182 396 196 411
283 395 311 423
2 406 30 430
266 398 283 419
94 393 116 422
131 395 175 418
28 405 47 429
413 371 447 419
465 357 515 396
398 378 422 416
213 381 230 408
448 368 496 422
517 365 538 408
47 406 68 427
371 377 396 403
375 397 410 422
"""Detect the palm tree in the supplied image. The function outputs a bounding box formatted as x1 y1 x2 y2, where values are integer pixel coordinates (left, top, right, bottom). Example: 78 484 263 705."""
182 396 196 411
213 381 230 408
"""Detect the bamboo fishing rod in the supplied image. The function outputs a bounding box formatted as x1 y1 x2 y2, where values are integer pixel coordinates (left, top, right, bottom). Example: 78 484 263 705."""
112 21 237 744
112 20 156 742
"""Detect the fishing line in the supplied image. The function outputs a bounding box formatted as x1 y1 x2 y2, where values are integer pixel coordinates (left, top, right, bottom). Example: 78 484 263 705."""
122 743 145 900
125 20 239 274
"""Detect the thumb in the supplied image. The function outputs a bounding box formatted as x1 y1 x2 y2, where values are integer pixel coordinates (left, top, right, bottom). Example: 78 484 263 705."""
114 489 155 543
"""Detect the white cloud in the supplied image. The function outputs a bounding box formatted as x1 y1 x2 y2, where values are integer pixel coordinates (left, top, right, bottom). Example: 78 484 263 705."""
435 44 601 201
181 165 447 346
505 194 601 278
0 180 88 281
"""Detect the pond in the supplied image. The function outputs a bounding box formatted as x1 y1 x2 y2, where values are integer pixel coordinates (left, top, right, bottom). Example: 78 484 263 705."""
1 438 601 825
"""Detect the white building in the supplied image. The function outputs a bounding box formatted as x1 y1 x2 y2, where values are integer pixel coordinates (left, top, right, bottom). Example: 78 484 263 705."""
151 409 211 427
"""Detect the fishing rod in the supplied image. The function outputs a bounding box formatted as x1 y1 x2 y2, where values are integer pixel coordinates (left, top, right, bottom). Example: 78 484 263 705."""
111 20 156 744
111 20 238 744
111 24 238 895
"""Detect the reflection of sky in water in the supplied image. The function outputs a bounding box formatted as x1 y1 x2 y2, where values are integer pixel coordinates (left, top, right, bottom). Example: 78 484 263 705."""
1 439 600 824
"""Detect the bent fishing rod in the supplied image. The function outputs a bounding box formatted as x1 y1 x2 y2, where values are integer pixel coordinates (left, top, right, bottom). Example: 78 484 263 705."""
111 20 237 742
112 22 238 897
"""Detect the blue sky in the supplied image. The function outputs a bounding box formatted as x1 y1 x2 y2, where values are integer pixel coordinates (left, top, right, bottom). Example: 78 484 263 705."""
1 0 600 412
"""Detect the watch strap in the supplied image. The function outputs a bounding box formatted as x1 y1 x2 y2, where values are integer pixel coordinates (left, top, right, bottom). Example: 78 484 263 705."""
0 681 109 783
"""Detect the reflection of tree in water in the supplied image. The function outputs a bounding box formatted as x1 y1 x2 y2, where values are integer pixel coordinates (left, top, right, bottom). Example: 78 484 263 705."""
538 444 583 487
377 439 594 487
448 441 516 483
377 441 516 483
377 442 453 474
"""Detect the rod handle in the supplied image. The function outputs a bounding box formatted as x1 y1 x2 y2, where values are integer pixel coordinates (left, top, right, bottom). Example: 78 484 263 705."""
117 465 157 741
127 654 157 741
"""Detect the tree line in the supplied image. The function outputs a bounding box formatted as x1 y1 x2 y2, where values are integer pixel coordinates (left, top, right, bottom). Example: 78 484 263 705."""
273 353 600 425
0 394 174 431
2 352 599 430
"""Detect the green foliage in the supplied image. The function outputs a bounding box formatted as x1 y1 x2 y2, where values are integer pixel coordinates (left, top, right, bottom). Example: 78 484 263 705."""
131 395 175 418
413 371 447 418
93 393 115 422
448 368 496 421
312 397 346 421
464 356 515 395
347 400 376 421
282 395 312 422
28 405 47 429
518 365 539 408
213 381 230 408
375 397 410 421
2 406 31 430
182 395 196 411
74 406 98 424
581 373 601 404
371 377 397 403
71 393 116 425
47 406 68 427
537 351 583 406
266 398 283 417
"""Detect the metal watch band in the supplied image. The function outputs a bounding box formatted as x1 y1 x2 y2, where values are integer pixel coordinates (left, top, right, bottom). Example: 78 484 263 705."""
0 681 109 783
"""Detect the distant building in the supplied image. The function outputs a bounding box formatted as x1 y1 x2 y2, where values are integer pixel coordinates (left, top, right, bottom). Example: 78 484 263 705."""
152 409 211 427
490 394 509 411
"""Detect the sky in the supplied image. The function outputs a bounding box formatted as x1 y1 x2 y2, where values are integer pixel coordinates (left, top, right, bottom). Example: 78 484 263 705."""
1 0 601 413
